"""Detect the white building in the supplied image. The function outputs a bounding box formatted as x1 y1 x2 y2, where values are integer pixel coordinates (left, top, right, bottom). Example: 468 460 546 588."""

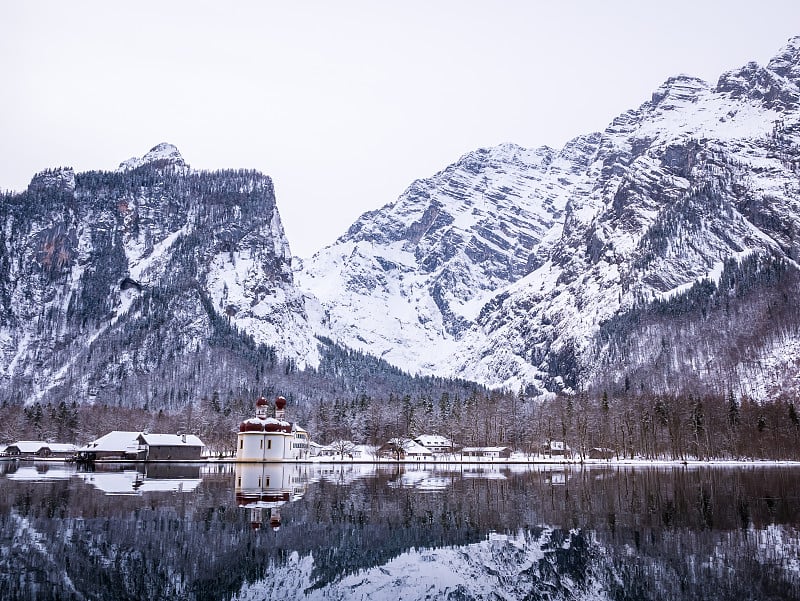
235 463 309 530
461 446 511 459
236 396 310 462
377 438 433 460
414 434 454 454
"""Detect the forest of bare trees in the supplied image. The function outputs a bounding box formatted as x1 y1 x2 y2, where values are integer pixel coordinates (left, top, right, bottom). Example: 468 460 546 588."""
2 386 799 460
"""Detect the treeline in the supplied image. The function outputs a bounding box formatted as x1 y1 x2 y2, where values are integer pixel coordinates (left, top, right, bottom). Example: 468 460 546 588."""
3 386 800 461
594 250 800 398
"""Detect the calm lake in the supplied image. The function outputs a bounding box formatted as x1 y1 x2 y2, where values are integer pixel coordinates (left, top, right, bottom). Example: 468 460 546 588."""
0 461 798 601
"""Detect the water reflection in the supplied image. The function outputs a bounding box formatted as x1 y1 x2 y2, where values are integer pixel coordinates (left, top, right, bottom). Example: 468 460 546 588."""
0 464 798 600
4 461 204 494
235 463 309 530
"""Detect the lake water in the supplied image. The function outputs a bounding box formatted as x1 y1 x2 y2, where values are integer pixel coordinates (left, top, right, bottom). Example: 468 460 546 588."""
0 461 798 601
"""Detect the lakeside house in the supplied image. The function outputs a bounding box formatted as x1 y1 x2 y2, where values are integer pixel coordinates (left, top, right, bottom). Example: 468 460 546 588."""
315 440 363 458
414 434 455 454
307 441 326 457
77 430 206 461
588 447 615 459
136 433 205 461
461 446 512 459
376 438 433 460
3 441 77 459
542 441 571 458
77 431 144 461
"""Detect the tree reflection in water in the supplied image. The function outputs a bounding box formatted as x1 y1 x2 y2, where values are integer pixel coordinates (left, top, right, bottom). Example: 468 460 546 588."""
0 462 798 600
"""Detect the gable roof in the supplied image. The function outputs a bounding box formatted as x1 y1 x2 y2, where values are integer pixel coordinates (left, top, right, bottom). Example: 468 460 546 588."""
78 431 141 452
414 434 453 447
383 438 433 455
5 441 77 453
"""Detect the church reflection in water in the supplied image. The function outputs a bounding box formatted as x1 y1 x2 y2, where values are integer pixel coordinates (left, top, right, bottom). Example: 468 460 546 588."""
234 463 309 531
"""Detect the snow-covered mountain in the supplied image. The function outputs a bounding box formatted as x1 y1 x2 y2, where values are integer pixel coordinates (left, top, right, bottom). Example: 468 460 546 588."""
297 138 600 373
300 36 800 398
5 37 800 405
234 529 608 601
0 144 318 406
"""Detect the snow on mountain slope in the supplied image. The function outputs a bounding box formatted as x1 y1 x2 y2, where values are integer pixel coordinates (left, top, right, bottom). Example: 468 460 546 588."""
449 37 800 395
298 138 601 373
301 36 800 397
233 529 608 601
0 144 318 406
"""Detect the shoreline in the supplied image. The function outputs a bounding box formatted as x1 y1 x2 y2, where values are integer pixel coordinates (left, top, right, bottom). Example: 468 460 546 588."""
5 456 800 466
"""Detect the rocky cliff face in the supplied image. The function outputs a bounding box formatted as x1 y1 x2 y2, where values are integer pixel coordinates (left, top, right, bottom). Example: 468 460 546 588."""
300 37 800 399
297 138 601 373
0 144 318 406
6 38 800 405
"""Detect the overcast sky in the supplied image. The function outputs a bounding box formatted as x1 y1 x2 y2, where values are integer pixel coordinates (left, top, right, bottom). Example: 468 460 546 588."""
1 2 799 257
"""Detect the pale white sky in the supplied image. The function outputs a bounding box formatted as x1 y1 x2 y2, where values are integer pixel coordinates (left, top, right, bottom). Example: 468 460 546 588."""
1 2 798 257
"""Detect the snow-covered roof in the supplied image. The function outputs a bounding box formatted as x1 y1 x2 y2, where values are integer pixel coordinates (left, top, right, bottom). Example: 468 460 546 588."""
6 441 46 453
138 433 205 447
46 443 78 453
414 434 453 447
462 446 511 453
76 471 201 495
385 438 432 455
242 417 291 427
78 431 141 452
5 441 77 453
7 441 48 453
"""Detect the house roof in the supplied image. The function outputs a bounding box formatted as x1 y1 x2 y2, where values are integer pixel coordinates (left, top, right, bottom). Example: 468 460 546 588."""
79 431 206 452
383 438 432 455
46 443 78 453
78 431 141 452
461 446 511 453
138 433 205 447
414 434 453 447
5 441 77 453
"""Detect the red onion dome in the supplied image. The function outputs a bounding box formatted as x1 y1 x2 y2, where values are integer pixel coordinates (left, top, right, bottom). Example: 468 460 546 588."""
275 396 286 410
239 419 265 432
256 396 269 407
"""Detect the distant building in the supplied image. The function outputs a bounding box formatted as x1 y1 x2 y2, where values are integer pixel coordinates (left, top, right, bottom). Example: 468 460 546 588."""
414 434 455 454
3 441 77 459
376 438 433 460
542 441 571 457
588 447 615 460
461 446 511 459
237 396 310 462
316 441 361 458
77 431 205 462
307 441 326 457
136 433 205 461
77 431 143 461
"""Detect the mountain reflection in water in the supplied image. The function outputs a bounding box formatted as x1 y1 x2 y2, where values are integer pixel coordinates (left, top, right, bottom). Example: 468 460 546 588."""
0 462 798 601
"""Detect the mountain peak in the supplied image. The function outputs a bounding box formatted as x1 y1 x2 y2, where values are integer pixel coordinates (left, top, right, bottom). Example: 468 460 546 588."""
28 166 76 193
650 75 709 108
766 35 800 82
118 142 186 171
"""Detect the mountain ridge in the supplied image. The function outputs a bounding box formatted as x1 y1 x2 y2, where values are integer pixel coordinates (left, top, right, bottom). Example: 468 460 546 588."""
4 37 800 407
299 36 800 400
